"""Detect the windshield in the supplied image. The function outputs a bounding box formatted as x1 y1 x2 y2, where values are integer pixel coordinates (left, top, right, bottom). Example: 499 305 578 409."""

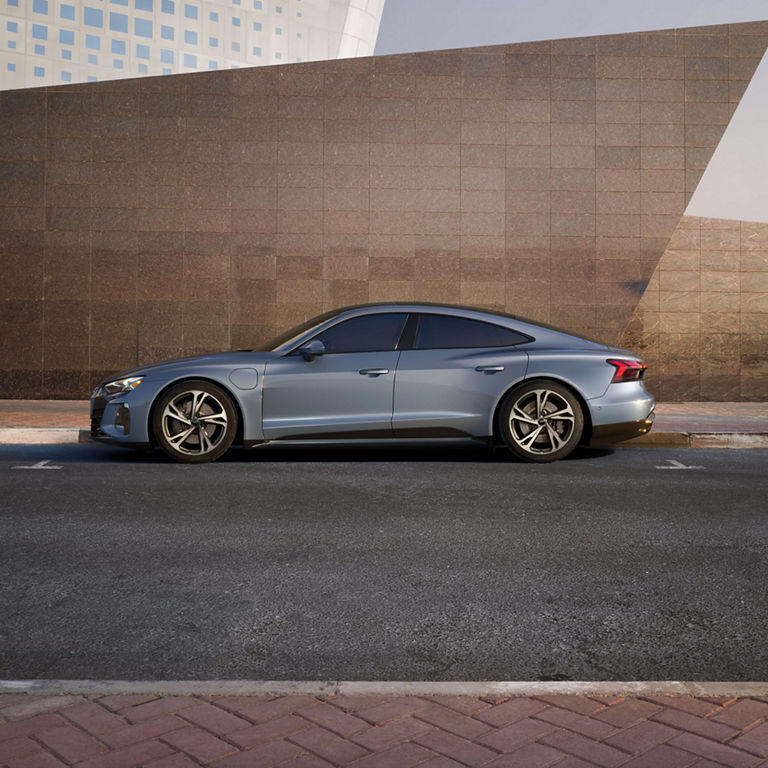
254 308 344 352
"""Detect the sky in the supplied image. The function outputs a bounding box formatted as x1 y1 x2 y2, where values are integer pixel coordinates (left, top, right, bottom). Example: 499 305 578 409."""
375 0 768 224
375 0 768 55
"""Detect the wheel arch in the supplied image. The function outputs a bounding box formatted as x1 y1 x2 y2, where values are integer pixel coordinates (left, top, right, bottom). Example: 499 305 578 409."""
147 375 246 447
491 375 593 446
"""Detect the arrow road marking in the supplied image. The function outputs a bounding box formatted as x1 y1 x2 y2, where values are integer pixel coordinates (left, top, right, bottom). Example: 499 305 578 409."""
656 458 705 470
12 459 63 470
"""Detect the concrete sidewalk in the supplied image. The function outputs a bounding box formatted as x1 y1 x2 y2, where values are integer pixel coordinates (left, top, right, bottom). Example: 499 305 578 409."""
0 400 767 447
2 683 768 768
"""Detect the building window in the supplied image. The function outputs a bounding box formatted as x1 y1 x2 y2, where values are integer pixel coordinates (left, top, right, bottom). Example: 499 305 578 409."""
33 0 48 14
254 0 261 8
160 47 172 62
61 71 71 81
252 45 260 55
231 41 239 51
183 52 195 66
86 33 99 49
32 24 48 40
8 0 18 7
60 3 75 17
8 62 16 71
59 28 74 43
134 18 152 36
162 67 171 74
34 66 45 76
113 58 123 67
8 40 16 47
84 7 103 27
88 75 97 81
34 43 45 54
136 42 149 57
209 60 217 68
110 13 128 32
253 21 261 30
7 21 18 31
111 0 129 5
161 0 174 12
275 27 281 34
61 48 71 58
274 51 281 59
184 4 196 18
161 24 173 39
112 38 125 53
184 29 196 43
138 63 147 72
135 0 152 10
88 52 97 63
209 36 217 46
276 5 281 11
209 11 217 20
297 32 301 37
232 16 240 26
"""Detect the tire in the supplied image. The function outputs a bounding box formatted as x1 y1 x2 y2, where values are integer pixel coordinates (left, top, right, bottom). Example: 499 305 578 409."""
152 380 237 463
499 380 584 463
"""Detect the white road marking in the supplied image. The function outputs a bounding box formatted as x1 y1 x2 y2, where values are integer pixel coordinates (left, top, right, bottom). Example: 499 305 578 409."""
656 459 705 470
12 459 63 470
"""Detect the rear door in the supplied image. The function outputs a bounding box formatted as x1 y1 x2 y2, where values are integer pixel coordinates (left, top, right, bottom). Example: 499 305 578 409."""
262 312 408 439
392 313 529 438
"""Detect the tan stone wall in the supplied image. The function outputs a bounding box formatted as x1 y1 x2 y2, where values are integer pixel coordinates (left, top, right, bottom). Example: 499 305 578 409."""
1 22 768 399
620 216 768 400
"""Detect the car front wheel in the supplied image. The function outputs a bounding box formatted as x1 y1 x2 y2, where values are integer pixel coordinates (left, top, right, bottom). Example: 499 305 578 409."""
153 380 237 463
499 380 584 462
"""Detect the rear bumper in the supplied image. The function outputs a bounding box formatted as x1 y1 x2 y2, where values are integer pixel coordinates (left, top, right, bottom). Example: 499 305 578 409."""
590 411 655 446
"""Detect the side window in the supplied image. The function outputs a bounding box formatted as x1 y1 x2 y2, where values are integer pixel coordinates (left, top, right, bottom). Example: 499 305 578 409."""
312 313 408 354
414 314 529 349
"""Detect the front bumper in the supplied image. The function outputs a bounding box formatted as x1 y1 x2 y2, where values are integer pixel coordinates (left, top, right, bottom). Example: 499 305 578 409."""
90 393 151 448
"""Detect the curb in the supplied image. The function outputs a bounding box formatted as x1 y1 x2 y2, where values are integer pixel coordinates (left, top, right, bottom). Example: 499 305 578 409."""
0 428 90 444
628 431 768 449
1 428 768 449
3 679 768 698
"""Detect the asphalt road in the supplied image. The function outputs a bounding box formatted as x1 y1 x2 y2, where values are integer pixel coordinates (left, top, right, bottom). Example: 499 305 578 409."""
1 442 767 682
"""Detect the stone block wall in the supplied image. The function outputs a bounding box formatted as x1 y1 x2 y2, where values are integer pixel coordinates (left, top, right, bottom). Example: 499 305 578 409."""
1 21 767 399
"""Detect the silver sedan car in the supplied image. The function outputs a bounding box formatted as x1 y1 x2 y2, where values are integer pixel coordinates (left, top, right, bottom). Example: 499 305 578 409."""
90 303 655 463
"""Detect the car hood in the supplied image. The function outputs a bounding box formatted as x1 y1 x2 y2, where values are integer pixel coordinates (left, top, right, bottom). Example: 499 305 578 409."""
98 350 279 385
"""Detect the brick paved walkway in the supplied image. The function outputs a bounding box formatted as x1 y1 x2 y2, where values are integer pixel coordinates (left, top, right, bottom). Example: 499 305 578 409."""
3 693 768 767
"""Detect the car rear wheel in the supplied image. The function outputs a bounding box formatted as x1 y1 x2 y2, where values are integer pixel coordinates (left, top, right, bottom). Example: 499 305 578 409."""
153 380 237 463
499 380 584 463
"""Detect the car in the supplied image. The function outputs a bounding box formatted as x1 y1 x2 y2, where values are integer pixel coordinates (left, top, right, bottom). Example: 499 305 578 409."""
90 303 655 464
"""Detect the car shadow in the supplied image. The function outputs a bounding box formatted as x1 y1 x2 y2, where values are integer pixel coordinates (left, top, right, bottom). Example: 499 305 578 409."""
2 442 616 465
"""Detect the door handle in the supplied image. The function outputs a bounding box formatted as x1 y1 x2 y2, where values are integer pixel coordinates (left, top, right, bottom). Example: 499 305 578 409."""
359 368 390 376
475 365 505 373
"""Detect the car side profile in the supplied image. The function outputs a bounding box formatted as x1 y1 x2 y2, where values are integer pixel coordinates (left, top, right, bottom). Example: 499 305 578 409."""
90 303 655 463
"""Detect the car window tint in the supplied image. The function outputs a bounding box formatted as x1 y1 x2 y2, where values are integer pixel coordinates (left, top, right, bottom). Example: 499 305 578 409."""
414 314 529 349
312 313 408 354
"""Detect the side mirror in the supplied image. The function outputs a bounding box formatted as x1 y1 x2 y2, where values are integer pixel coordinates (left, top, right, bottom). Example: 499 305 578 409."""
299 339 325 361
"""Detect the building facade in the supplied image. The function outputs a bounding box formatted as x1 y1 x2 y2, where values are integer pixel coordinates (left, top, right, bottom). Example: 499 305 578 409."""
1 0 384 89
1 21 767 400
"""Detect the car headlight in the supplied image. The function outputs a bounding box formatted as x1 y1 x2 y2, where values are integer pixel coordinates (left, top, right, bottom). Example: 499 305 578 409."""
102 376 145 395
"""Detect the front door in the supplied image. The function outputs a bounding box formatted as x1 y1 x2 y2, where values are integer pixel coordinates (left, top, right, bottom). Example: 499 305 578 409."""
261 313 408 440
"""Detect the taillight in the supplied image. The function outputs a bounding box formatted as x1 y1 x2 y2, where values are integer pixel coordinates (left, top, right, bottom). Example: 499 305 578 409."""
607 358 646 383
